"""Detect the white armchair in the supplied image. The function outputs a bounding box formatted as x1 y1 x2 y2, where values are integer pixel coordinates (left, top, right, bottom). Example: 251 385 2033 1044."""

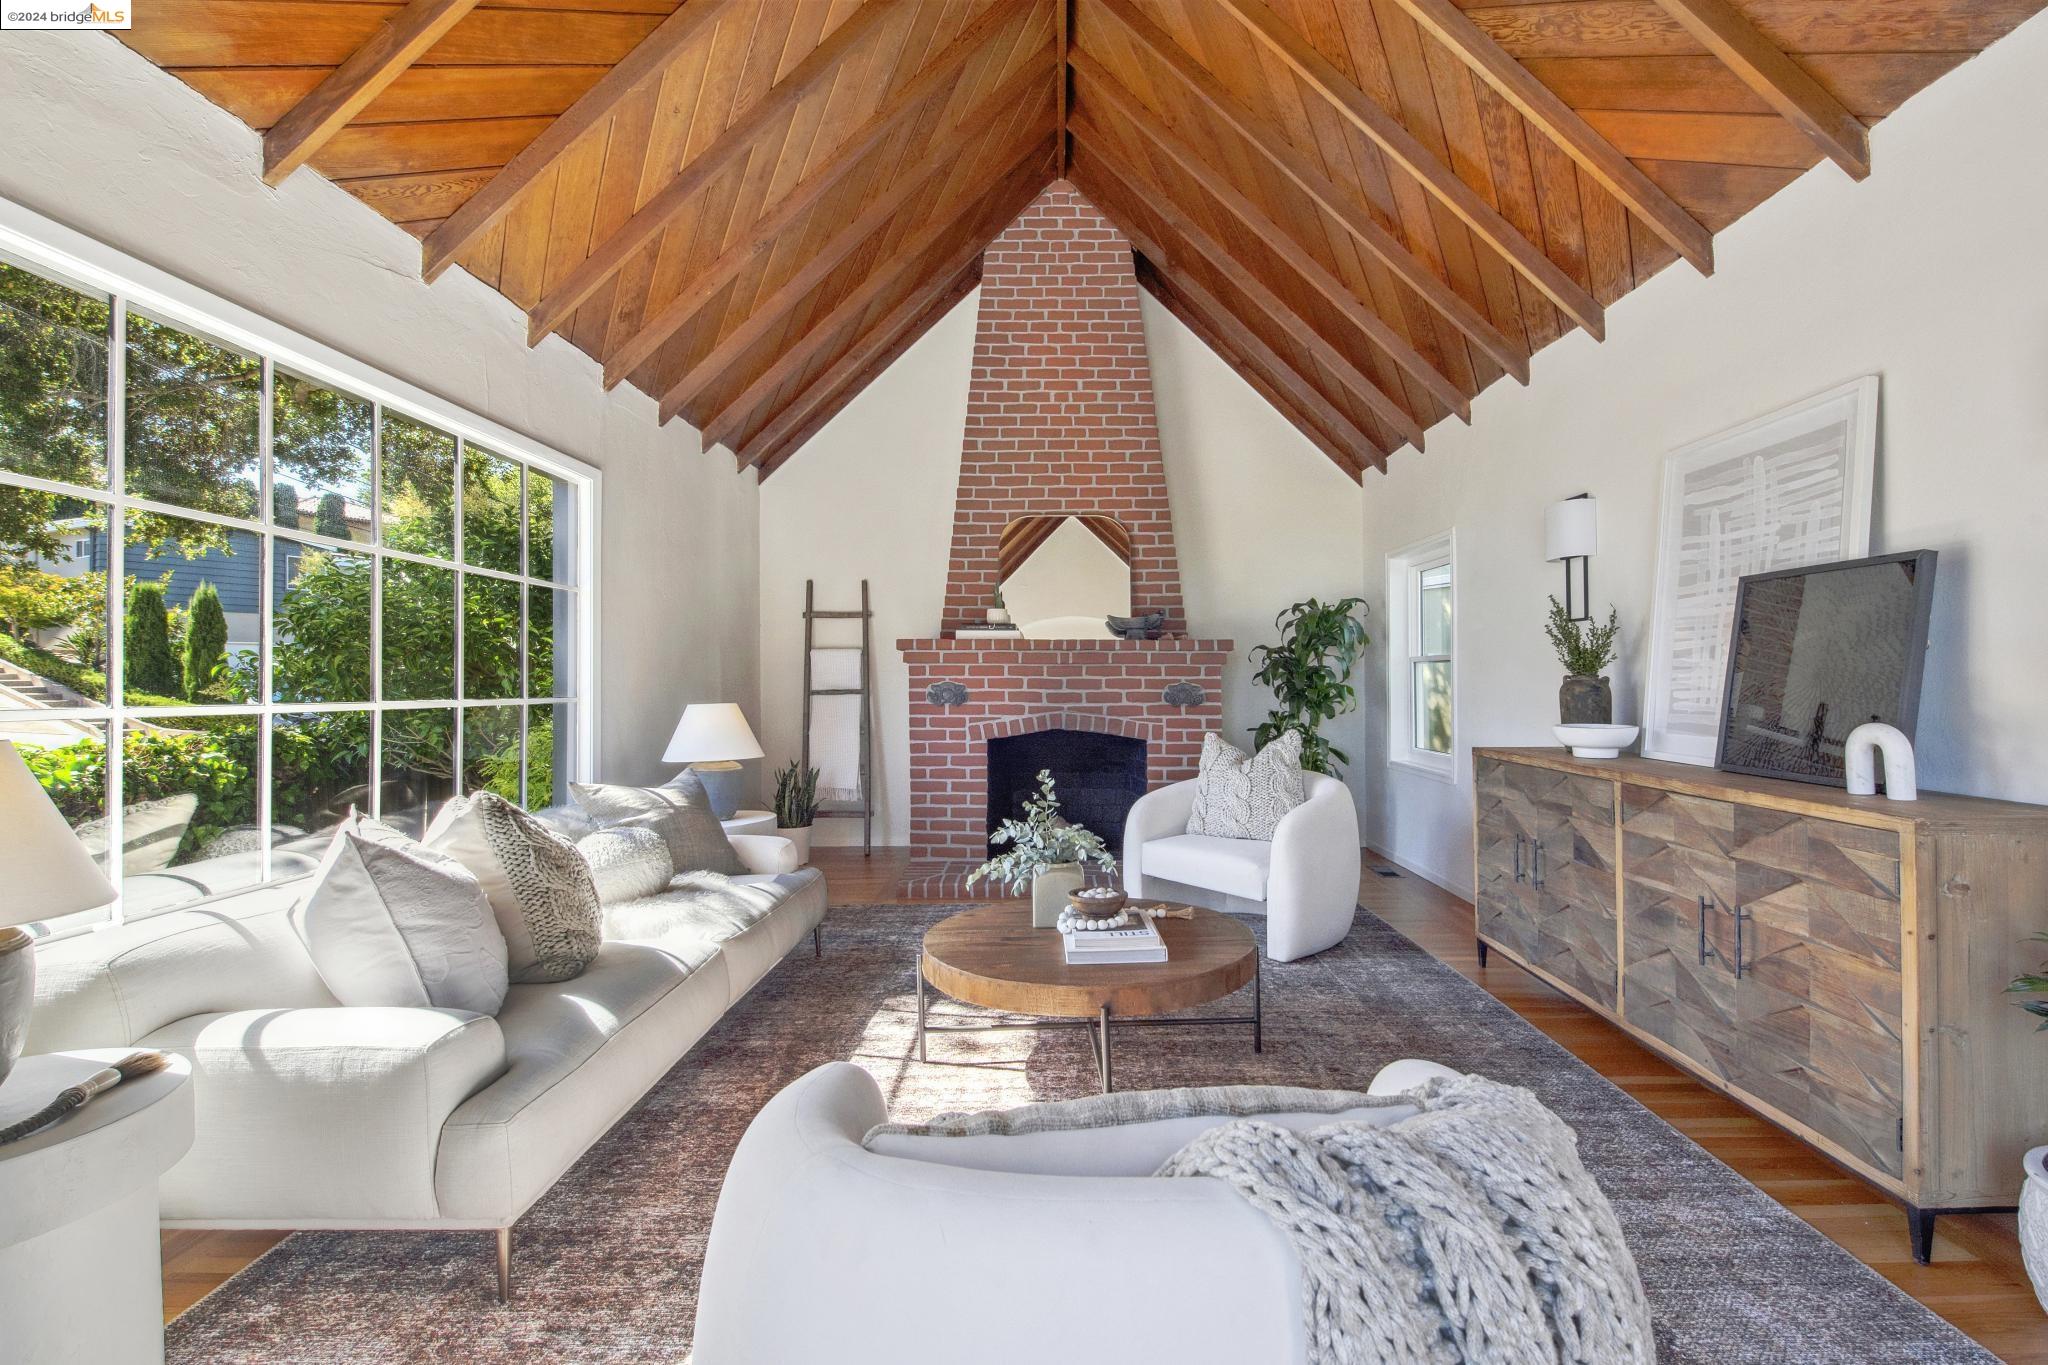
1122 772 1361 962
692 1059 1458 1365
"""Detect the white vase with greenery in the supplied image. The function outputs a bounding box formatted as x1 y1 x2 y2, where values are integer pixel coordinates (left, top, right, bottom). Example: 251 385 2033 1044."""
968 770 1116 928
771 759 819 867
2012 935 2048 1309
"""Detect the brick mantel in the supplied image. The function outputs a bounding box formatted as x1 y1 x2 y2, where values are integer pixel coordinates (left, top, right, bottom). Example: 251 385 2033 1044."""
900 638 1230 859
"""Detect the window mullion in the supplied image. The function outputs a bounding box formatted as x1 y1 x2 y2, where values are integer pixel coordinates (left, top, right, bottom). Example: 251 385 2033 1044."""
369 402 384 821
103 293 126 921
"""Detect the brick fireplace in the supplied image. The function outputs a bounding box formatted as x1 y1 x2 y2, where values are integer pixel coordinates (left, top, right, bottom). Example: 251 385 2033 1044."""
900 181 1229 861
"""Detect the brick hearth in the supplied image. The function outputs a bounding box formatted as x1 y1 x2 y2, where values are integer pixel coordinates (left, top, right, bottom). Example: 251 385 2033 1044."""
899 638 1230 860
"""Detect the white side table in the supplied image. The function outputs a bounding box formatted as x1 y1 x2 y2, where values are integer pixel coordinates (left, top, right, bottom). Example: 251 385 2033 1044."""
720 809 777 838
0 1050 194 1365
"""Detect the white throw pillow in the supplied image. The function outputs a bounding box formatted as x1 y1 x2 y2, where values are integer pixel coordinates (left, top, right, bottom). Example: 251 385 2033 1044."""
576 825 675 906
425 792 602 983
290 811 509 1015
1186 730 1306 840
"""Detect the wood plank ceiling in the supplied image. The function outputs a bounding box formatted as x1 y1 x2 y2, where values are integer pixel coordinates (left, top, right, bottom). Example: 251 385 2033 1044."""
118 0 2044 481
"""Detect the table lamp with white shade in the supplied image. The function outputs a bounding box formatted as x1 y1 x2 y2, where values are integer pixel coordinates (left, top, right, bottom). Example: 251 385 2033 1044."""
663 703 763 820
0 739 118 1087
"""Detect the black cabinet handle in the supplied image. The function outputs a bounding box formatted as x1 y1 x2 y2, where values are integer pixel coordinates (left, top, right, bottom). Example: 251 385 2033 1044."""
1531 839 1545 889
1513 834 1525 883
1733 906 1751 979
1697 894 1711 965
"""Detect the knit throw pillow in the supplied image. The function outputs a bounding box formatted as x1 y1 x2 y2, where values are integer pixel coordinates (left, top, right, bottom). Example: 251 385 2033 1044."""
576 825 675 906
570 771 746 876
426 792 602 983
1187 730 1306 840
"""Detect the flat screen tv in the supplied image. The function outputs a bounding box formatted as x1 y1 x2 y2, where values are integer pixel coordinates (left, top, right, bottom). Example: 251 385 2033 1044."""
1715 550 1938 787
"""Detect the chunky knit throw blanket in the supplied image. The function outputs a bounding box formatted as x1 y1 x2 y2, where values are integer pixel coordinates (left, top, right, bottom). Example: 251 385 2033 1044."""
1158 1073 1655 1365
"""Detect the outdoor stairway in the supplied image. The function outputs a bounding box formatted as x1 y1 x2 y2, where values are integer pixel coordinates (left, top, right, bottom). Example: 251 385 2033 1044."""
0 657 88 707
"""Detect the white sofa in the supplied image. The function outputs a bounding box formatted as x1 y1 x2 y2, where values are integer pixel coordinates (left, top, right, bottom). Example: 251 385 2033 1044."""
693 1058 1458 1363
26 833 825 1298
1122 772 1361 962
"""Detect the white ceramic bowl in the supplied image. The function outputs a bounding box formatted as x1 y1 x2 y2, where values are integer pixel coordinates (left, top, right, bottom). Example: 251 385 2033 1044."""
1554 723 1640 759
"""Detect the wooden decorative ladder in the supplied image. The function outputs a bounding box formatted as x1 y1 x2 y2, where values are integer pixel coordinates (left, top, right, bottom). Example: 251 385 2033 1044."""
800 579 874 854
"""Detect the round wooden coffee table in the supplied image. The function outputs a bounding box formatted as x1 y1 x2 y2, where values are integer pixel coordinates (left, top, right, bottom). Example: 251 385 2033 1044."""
917 902 1260 1093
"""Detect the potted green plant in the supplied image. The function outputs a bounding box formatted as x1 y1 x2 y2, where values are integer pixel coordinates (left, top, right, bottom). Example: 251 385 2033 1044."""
771 760 819 866
2009 934 2048 1309
1250 596 1369 777
987 585 1011 627
1544 597 1621 726
968 769 1116 928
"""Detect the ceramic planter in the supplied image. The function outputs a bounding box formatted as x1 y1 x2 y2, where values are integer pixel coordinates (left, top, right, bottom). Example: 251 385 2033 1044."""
1559 674 1614 726
2023 1146 2048 1311
1031 863 1085 929
777 824 813 867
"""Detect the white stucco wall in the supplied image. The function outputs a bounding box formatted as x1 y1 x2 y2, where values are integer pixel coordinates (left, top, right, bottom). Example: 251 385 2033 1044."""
1358 12 2048 896
756 284 1368 847
0 32 760 788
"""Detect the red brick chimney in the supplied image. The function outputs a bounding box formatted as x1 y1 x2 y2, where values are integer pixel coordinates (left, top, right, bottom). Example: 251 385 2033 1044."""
939 181 1184 634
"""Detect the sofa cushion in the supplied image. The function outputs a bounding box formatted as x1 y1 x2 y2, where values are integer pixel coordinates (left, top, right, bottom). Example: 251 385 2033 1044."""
426 793 601 984
602 867 825 1002
1139 833 1272 902
141 1006 505 1222
434 938 730 1222
1187 731 1305 840
290 813 509 1015
577 825 675 906
572 772 745 876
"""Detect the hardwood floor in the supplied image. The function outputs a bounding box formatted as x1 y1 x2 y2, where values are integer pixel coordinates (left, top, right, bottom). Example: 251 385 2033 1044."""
161 845 2048 1359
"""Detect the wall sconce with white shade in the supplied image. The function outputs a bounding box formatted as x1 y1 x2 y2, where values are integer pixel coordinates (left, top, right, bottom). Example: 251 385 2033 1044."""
1545 494 1598 622
663 703 764 820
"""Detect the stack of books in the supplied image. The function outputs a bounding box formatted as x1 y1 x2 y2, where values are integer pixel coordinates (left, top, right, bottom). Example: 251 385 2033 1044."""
1062 911 1167 965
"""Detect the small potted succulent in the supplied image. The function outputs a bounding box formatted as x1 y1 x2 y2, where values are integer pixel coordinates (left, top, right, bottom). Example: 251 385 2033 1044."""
987 585 1011 626
2009 934 2048 1309
771 759 819 866
968 769 1116 928
1544 596 1621 725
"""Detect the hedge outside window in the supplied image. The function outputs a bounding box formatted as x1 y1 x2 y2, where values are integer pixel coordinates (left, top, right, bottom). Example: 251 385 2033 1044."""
0 251 587 927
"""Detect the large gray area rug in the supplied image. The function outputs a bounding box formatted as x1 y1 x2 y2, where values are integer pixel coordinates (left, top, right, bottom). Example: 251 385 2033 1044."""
168 902 1994 1363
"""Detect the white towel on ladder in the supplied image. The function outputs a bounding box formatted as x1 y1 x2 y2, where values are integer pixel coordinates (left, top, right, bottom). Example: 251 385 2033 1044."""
809 648 864 804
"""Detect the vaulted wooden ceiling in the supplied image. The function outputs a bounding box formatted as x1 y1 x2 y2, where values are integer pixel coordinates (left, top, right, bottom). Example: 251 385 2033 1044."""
119 0 2043 481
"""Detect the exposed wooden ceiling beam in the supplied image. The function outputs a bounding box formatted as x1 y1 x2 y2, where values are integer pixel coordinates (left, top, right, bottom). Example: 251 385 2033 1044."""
1071 117 1426 451
528 0 1030 350
1386 0 1715 272
659 129 1057 425
1057 0 1072 175
1652 0 1870 179
1140 266 1363 480
1073 49 1469 422
1075 161 1381 475
728 160 1051 460
1091 0 1527 385
603 47 1053 390
261 0 482 186
755 264 991 478
1211 0 1605 339
419 0 742 282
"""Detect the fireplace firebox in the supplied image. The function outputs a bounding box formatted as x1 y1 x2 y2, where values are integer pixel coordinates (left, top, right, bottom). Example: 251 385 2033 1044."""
987 730 1147 858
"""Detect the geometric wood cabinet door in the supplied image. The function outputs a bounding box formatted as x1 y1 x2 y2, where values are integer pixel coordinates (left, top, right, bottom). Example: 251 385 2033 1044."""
1475 747 2048 1263
1474 757 1617 1008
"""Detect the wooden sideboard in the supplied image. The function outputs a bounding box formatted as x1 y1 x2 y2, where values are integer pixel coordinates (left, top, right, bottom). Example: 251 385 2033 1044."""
1472 746 2048 1261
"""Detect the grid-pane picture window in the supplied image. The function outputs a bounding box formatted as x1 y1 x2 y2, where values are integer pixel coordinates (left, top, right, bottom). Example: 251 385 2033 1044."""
0 248 589 926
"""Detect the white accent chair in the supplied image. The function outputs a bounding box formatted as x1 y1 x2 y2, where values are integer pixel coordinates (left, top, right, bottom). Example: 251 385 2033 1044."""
1122 772 1361 962
692 1058 1459 1364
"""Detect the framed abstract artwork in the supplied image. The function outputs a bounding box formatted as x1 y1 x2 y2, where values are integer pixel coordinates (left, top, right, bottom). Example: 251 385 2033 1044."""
1642 377 1879 765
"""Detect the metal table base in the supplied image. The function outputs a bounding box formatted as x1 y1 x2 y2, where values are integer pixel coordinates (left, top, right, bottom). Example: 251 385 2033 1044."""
915 954 1261 1094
